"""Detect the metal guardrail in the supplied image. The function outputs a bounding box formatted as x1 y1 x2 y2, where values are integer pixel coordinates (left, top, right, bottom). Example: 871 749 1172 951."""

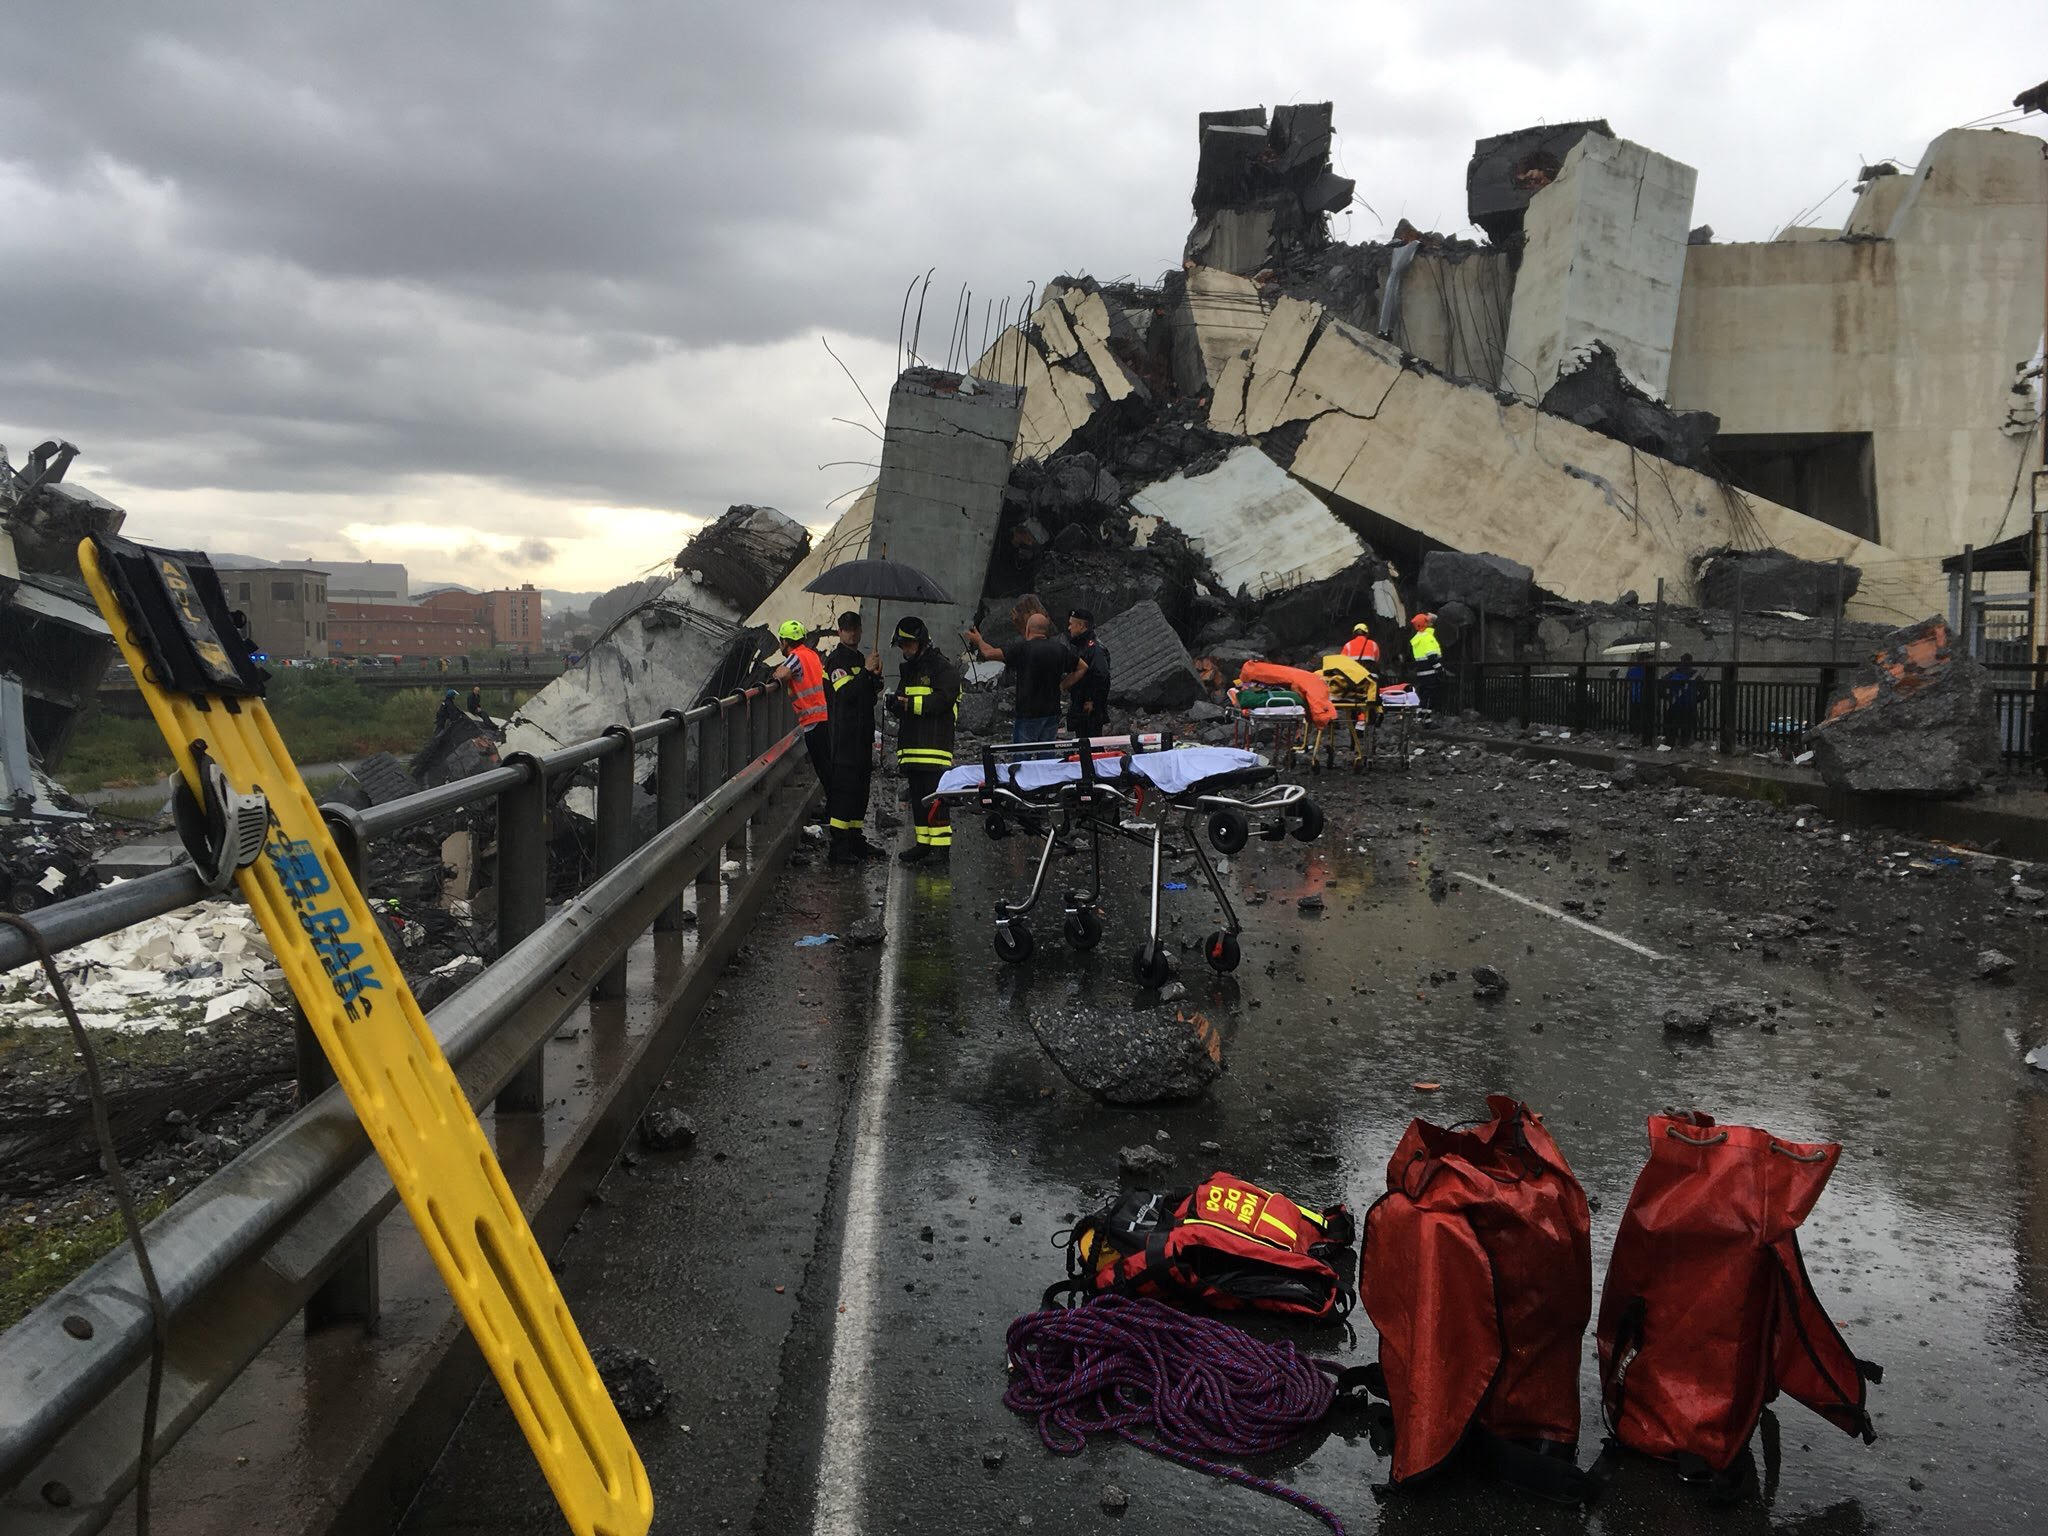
1458 658 2046 769
0 676 800 1532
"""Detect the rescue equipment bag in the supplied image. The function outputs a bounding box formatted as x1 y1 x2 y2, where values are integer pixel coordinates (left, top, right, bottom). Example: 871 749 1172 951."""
1597 1113 1881 1477
1050 1172 1356 1320
1359 1095 1595 1496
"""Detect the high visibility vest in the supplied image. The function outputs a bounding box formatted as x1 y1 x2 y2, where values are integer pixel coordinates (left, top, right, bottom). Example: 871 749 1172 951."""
1410 628 1443 665
785 644 827 729
1342 634 1379 662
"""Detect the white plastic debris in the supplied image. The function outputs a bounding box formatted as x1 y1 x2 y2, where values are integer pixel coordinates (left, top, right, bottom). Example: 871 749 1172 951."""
38 865 65 894
2027 1043 2048 1073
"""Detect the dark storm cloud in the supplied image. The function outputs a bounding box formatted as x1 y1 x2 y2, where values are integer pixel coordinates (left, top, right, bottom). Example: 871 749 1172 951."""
0 0 2035 573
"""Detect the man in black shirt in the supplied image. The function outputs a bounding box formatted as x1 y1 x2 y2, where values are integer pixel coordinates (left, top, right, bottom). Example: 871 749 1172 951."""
1064 608 1111 738
823 610 884 864
964 612 1082 751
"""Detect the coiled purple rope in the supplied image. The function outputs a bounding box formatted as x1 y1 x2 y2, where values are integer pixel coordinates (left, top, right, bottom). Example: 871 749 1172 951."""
1004 1295 1349 1534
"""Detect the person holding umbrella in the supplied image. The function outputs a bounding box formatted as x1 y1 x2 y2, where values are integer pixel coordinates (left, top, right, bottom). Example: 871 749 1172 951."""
886 615 960 863
823 610 885 864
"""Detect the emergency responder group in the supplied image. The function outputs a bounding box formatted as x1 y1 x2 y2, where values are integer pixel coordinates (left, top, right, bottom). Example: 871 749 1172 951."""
773 598 1444 868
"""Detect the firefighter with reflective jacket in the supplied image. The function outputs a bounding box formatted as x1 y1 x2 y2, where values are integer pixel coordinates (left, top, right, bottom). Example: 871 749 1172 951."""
1408 612 1446 718
1340 622 1380 669
823 610 885 864
777 619 833 804
886 615 959 864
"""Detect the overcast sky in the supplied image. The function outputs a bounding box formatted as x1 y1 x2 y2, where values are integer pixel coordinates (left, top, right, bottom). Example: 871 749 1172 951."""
2 1 2040 592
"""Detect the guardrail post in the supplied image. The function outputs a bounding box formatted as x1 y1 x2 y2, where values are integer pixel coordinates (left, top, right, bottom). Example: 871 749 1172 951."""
308 809 381 1333
696 710 724 919
1518 663 1533 734
1719 663 1739 755
1571 663 1588 733
655 710 692 932
495 755 548 1113
593 728 636 999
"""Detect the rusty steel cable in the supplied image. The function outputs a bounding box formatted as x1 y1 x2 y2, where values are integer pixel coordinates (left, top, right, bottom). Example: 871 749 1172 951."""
0 911 171 1535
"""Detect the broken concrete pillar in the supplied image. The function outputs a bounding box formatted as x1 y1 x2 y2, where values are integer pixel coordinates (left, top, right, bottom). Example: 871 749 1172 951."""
1185 103 1355 277
1499 133 1697 400
1095 599 1202 711
1129 446 1365 600
1808 617 2000 797
863 366 1024 642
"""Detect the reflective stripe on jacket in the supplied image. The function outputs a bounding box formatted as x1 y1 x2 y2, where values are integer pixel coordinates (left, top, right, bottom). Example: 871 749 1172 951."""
890 647 959 768
785 644 827 729
1410 628 1443 666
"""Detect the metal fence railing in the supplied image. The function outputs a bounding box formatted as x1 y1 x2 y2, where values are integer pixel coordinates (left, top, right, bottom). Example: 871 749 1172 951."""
0 676 800 1533
1457 660 2044 770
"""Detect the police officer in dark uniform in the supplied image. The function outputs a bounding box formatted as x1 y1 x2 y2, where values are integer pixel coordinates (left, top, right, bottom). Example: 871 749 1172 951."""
1065 607 1112 739
823 610 884 864
885 616 960 863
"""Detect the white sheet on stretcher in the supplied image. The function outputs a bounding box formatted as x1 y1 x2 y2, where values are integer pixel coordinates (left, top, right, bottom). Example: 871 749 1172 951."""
1235 704 1305 719
937 745 1265 799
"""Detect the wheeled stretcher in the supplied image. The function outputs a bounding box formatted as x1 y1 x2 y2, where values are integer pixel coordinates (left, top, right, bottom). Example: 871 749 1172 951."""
1310 656 1419 773
932 736 1325 983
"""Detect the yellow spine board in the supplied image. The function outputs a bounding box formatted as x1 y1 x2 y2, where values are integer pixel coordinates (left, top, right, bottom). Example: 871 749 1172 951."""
80 543 651 1536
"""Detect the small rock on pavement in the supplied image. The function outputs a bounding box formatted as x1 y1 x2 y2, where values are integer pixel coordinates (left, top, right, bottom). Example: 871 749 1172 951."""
1662 1008 1712 1038
1118 1144 1174 1180
846 917 886 948
1471 965 1508 1000
590 1345 668 1420
1297 893 1325 913
981 1444 1006 1469
2012 885 2045 905
637 1103 697 1151
1977 948 2016 981
1101 1484 1129 1514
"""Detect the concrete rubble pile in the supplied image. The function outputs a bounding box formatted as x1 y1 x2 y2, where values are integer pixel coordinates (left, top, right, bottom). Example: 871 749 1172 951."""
1807 617 2001 798
774 100 1976 728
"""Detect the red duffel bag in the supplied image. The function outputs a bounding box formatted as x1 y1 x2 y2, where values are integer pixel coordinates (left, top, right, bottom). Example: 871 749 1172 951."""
1597 1112 1881 1478
1360 1095 1595 1497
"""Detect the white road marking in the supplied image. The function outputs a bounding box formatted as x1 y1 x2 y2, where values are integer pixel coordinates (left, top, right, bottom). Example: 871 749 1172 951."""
811 860 907 1536
1452 871 1670 961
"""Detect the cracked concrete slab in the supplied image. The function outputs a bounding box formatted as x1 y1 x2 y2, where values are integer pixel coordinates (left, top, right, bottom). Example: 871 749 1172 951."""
1130 445 1364 599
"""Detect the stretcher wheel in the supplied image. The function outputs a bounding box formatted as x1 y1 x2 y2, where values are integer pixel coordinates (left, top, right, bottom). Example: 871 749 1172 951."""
1288 798 1326 843
1133 940 1173 987
1258 818 1288 842
1204 930 1240 973
985 812 1011 840
993 918 1034 963
1064 907 1104 950
1207 808 1249 855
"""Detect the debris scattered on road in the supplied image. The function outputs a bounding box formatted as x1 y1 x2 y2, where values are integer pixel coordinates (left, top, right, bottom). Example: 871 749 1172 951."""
590 1345 668 1421
1471 965 1509 1000
1976 949 2015 982
636 1104 697 1151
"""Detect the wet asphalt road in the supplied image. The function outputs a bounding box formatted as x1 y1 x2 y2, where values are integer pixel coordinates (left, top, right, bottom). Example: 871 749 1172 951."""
405 747 2048 1536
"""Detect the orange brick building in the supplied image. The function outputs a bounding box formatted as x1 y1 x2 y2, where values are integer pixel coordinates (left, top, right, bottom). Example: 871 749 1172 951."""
414 584 544 651
328 600 490 659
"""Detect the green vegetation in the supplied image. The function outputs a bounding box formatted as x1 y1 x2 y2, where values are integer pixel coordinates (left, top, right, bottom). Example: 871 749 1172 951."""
62 673 534 791
1 1191 177 1329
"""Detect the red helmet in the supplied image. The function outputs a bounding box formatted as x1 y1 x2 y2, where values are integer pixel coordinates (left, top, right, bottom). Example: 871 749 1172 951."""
1411 612 1433 630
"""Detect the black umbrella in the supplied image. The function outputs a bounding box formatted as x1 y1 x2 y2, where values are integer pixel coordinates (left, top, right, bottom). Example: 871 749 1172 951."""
802 557 953 604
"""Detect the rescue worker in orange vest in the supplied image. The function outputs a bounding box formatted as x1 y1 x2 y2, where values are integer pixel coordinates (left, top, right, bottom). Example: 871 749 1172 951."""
886 615 960 863
777 619 833 803
823 610 886 865
1340 622 1381 669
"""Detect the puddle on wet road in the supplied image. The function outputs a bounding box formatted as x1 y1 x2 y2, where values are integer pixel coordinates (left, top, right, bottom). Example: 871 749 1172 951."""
845 785 2048 1534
